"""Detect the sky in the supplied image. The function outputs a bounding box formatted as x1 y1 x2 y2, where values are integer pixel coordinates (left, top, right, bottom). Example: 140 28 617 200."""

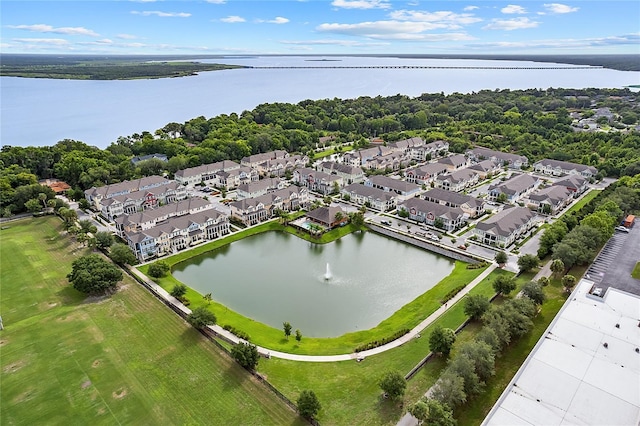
1 0 639 55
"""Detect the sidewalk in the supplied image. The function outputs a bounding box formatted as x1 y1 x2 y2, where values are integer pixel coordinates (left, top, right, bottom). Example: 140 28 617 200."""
129 262 497 362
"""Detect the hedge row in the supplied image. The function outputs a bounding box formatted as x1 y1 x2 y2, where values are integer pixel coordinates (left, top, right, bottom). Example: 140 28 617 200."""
354 328 410 353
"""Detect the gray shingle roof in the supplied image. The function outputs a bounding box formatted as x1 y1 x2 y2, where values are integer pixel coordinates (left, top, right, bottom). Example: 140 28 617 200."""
475 206 536 237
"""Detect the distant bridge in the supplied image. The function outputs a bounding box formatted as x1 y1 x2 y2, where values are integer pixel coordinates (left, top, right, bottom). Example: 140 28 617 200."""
248 65 601 70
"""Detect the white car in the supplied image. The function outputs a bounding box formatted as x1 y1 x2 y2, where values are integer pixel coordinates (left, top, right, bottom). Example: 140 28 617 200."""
615 226 630 233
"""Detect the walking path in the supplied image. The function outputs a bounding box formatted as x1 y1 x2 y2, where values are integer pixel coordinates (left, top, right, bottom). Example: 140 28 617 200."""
128 262 497 362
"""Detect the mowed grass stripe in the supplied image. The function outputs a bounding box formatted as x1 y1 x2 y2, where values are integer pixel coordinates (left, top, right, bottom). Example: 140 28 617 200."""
0 217 303 426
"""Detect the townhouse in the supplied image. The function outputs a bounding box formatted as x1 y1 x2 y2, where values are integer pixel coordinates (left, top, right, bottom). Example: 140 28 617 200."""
533 159 598 179
364 175 421 200
319 161 365 184
174 160 241 187
467 146 528 169
405 162 448 185
488 173 538 203
240 150 289 168
99 181 187 221
125 208 229 262
84 175 172 210
553 175 589 195
229 186 309 226
114 197 213 236
341 183 398 211
397 198 466 232
216 166 259 189
467 159 502 179
438 154 469 171
256 154 309 177
527 185 573 214
236 178 286 200
474 206 537 247
435 168 479 192
423 188 485 218
293 168 343 195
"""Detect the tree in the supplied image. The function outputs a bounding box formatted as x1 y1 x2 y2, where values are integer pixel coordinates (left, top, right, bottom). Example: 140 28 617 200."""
522 281 546 305
94 231 114 249
496 192 508 203
231 342 259 370
38 192 48 209
429 326 456 357
186 306 217 329
408 400 430 425
550 258 565 278
67 254 122 295
492 274 516 296
295 329 302 342
447 355 484 396
562 274 577 292
379 370 406 400
148 260 170 278
283 321 292 340
170 283 187 299
203 293 212 304
517 254 539 274
537 276 550 287
458 340 496 381
78 219 97 235
421 398 456 426
109 243 137 266
297 390 321 420
463 294 490 321
25 198 43 213
495 251 508 266
78 198 91 210
431 371 467 408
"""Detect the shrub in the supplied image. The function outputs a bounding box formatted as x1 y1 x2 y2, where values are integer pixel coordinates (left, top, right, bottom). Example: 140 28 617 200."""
354 329 409 352
440 285 466 304
223 324 251 341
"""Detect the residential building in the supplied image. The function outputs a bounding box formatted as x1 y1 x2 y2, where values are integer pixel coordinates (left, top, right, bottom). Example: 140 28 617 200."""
114 197 213 236
423 188 485 218
533 159 598 178
229 186 308 226
397 198 466 232
84 175 171 209
216 166 259 189
435 168 479 192
387 137 424 155
342 146 385 167
319 161 365 184
554 175 590 195
364 175 421 200
474 206 537 247
174 160 240 187
488 174 538 203
341 183 397 211
293 168 343 195
365 151 407 171
39 178 71 194
240 150 289 168
468 159 502 179
467 146 529 169
99 181 187 221
236 178 286 200
256 154 308 177
405 163 448 185
438 154 469 171
527 185 573 214
305 206 348 229
125 208 229 262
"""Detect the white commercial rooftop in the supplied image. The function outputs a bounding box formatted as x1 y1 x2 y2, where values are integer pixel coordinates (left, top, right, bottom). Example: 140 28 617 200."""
483 279 640 426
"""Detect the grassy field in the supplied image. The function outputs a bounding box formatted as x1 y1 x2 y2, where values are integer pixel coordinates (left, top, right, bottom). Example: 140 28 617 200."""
563 189 601 216
632 261 640 279
0 217 304 426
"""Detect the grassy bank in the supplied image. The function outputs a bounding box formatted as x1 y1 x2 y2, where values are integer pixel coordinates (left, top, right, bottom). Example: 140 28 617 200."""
0 217 303 425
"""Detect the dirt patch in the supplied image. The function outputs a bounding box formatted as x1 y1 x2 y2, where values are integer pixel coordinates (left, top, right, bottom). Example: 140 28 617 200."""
81 380 92 389
0 339 8 346
92 359 101 368
12 388 35 404
112 388 128 399
48 301 58 307
96 407 106 416
3 360 25 373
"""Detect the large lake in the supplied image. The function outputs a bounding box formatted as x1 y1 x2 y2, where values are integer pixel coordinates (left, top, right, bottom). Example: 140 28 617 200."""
172 231 455 337
2 56 639 148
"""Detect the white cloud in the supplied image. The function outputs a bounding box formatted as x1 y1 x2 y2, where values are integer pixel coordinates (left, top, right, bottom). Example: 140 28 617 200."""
389 10 482 27
467 33 639 50
131 11 191 17
8 24 99 37
501 5 527 14
543 3 579 14
78 39 114 46
463 5 479 11
317 21 474 40
117 34 138 40
331 0 391 10
258 17 290 24
12 38 70 45
483 17 539 30
220 15 246 23
280 39 389 47
206 0 226 3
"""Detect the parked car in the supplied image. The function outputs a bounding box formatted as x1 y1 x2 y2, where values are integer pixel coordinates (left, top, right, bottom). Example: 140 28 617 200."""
415 231 426 237
457 244 467 250
615 226 630 233
381 220 391 226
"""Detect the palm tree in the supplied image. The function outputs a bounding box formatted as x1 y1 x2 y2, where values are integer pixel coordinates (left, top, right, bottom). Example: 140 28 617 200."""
38 192 48 209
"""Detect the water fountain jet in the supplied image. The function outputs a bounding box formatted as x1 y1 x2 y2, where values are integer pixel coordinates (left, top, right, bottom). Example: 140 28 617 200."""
324 263 332 281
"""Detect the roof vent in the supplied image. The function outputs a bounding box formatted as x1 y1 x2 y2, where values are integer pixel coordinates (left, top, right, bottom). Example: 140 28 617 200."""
603 342 609 348
615 323 620 328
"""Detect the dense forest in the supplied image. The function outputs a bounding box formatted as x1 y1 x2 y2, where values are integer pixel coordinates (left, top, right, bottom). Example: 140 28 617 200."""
1 87 639 215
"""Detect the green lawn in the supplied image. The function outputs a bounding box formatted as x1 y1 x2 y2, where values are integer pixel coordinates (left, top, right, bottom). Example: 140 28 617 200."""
562 189 601 217
632 261 640 279
0 217 303 426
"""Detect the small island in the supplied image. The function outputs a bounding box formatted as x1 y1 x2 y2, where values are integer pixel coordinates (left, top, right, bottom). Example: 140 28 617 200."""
0 54 247 80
